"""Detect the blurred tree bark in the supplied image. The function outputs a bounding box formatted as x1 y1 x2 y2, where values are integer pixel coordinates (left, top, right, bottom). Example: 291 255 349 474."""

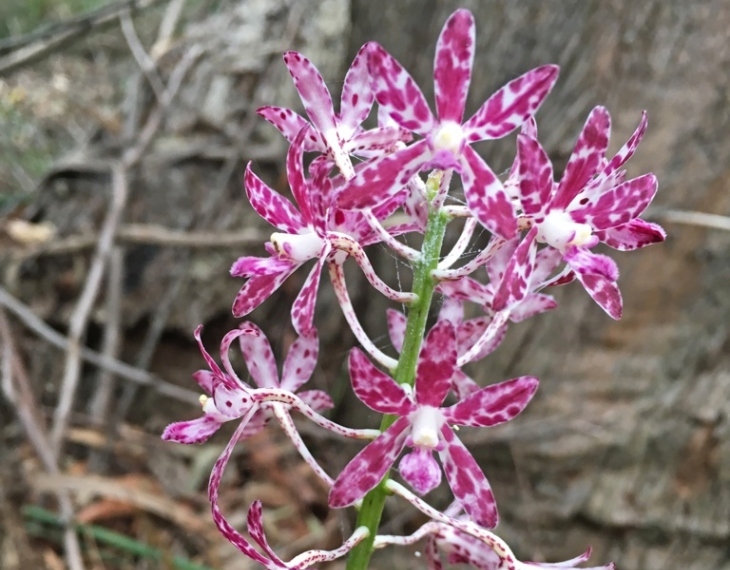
349 1 730 569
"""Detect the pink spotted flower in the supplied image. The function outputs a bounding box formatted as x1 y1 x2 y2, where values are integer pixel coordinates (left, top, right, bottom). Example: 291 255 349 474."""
514 107 665 318
337 9 559 239
231 129 411 336
258 43 411 178
329 320 538 528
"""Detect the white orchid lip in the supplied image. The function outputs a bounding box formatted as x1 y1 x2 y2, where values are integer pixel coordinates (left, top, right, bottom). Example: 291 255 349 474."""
537 210 593 249
410 406 445 448
270 230 325 262
430 120 465 155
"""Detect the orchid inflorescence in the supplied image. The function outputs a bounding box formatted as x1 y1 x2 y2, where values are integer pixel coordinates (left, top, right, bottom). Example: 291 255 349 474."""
163 9 663 570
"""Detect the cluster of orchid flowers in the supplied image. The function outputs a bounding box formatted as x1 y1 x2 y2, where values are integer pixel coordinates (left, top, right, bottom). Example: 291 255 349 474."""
163 9 664 570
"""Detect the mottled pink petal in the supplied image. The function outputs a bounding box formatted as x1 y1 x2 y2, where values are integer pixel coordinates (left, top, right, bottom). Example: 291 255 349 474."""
231 262 299 318
237 323 278 389
244 164 305 233
192 369 215 394
438 276 490 304
426 536 444 570
458 316 507 361
291 250 328 336
399 447 442 495
444 376 538 427
297 389 334 412
346 126 413 156
438 296 463 324
193 325 226 384
246 501 286 566
523 547 615 569
596 218 666 251
439 425 498 528
462 145 517 239
604 111 647 175
570 173 658 230
329 416 411 507
281 331 319 392
492 229 538 312
463 65 559 141
434 9 475 123
162 416 222 444
368 42 436 135
230 255 296 278
386 308 407 352
485 236 519 285
552 106 611 211
510 293 557 322
336 139 430 210
339 43 375 138
209 413 270 565
517 134 554 218
236 410 269 440
564 246 618 281
349 348 413 415
286 129 315 226
283 51 337 136
576 272 623 319
257 106 322 152
415 321 457 407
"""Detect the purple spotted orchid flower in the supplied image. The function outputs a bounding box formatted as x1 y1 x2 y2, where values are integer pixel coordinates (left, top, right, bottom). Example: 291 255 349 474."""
329 320 538 528
231 128 414 337
258 44 411 178
162 324 332 444
336 9 559 239
513 107 665 318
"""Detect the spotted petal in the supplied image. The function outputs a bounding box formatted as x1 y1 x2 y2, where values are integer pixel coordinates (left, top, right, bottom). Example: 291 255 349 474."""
434 9 475 123
280 331 319 393
552 106 611 211
257 106 322 152
367 43 436 135
595 218 666 251
462 145 517 239
339 43 375 138
415 320 458 407
283 51 337 137
575 272 623 320
349 348 413 415
237 322 279 389
231 262 300 318
244 164 305 233
291 248 329 336
492 229 538 312
444 376 538 427
386 308 407 352
517 134 554 218
161 416 222 444
463 65 559 141
439 425 498 528
329 416 411 507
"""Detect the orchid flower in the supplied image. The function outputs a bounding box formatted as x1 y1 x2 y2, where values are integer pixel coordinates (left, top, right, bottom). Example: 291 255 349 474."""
336 9 559 239
514 107 665 318
258 43 411 179
231 128 414 339
329 320 538 528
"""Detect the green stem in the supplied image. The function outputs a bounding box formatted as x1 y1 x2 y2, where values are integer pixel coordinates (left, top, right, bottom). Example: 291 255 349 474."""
345 176 449 570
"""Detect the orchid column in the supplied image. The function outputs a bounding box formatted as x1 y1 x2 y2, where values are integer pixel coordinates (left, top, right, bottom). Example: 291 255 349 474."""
163 8 663 570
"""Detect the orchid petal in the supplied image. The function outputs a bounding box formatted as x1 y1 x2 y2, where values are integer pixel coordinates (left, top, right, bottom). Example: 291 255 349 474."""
386 308 407 352
399 447 442 495
463 65 559 141
339 43 375 138
604 111 647 175
367 43 436 135
517 134 554 218
510 293 557 322
237 322 279 389
291 249 328 336
244 163 305 233
570 173 658 230
445 376 538 427
283 51 337 136
575 272 623 320
281 331 319 393
439 425 498 528
434 9 475 123
232 262 299 318
246 501 286 566
492 229 538 312
462 145 517 239
230 255 297 278
297 389 334 412
415 320 457 407
349 348 413 415
596 218 666 251
257 106 322 152
552 106 611 210
336 139 430 211
329 416 411 507
162 416 222 444
564 246 618 281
